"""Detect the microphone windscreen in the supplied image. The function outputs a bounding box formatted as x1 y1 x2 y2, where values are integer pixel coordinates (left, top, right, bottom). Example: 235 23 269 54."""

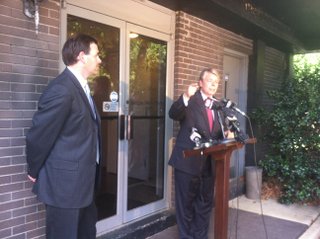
211 100 224 110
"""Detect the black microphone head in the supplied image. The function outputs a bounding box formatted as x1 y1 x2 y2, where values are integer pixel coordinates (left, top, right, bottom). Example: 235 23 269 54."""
222 98 237 108
222 98 228 104
211 100 224 110
223 99 247 116
222 107 236 117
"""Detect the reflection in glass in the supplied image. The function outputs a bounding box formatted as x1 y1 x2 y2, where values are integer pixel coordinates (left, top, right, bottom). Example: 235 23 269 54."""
67 15 120 220
127 34 167 210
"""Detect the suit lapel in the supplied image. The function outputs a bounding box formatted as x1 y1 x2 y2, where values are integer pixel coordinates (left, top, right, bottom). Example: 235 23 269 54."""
194 91 211 134
64 68 97 120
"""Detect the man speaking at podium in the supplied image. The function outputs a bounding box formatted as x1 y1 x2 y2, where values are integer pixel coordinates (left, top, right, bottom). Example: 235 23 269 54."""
169 68 232 239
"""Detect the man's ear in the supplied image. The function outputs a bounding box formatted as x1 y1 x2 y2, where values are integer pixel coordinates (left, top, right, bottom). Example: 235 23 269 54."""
198 80 203 88
78 51 86 64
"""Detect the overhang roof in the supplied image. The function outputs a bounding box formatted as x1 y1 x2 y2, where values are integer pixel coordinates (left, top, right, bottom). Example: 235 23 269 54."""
150 0 320 53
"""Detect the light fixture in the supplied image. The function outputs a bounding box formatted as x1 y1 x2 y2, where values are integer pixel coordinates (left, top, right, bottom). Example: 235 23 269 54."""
129 33 139 39
23 0 44 34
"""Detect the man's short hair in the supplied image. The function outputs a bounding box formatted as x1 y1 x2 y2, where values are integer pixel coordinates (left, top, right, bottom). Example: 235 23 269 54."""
62 34 98 66
199 68 220 81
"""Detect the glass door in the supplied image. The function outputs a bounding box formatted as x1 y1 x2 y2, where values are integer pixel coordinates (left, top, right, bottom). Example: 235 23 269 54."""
65 9 125 232
65 6 169 232
126 27 167 210
123 24 168 221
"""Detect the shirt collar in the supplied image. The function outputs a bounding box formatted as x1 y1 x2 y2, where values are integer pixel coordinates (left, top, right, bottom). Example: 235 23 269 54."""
67 66 88 89
200 90 213 101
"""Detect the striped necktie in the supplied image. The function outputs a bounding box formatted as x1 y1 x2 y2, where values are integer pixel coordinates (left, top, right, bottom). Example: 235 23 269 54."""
84 83 96 118
84 83 99 163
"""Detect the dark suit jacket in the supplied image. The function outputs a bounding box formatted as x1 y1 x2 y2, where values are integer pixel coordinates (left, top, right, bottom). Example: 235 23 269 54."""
26 68 101 208
168 91 225 175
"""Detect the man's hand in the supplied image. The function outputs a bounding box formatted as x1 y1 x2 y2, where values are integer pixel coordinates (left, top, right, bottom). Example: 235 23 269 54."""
225 130 234 139
184 83 198 100
28 175 36 183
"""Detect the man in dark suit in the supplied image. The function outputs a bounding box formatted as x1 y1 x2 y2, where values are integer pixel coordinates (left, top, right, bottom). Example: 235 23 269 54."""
169 68 232 239
26 34 102 239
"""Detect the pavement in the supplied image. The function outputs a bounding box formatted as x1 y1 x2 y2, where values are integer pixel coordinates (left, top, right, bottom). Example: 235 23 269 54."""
147 195 320 239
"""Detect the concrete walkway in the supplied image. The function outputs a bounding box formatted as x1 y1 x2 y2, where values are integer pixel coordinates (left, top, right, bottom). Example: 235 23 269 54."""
147 196 320 239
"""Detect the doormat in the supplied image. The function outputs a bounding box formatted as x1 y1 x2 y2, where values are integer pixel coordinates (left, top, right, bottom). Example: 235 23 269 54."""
214 208 308 239
148 208 308 239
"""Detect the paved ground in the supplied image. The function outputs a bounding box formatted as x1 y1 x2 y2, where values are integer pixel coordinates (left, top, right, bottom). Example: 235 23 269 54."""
147 195 320 239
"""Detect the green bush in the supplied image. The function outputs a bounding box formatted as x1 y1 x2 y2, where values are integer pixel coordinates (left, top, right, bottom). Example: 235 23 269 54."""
253 56 320 204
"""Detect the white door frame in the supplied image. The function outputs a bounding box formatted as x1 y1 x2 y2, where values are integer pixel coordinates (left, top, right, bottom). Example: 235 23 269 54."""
61 2 175 236
123 23 171 222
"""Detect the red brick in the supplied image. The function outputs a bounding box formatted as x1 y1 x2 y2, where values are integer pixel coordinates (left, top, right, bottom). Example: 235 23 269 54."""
0 157 11 166
0 193 12 203
26 211 45 223
26 226 45 239
6 233 26 239
0 147 24 157
0 216 25 230
12 173 28 183
0 200 24 212
0 165 24 176
24 197 39 207
13 221 37 234
0 182 24 194
0 229 11 238
12 190 34 201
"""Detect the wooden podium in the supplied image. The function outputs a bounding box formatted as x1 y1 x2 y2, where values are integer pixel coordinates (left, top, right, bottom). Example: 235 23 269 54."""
183 138 256 239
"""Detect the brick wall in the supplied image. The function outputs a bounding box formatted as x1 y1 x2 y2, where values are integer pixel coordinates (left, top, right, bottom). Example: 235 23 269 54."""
0 0 60 238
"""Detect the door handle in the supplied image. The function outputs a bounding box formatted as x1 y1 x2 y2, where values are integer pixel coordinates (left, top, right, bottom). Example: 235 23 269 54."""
120 114 125 140
120 114 133 140
127 114 133 140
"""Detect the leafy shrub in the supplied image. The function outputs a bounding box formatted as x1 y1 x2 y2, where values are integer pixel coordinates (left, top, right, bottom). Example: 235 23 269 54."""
253 55 320 204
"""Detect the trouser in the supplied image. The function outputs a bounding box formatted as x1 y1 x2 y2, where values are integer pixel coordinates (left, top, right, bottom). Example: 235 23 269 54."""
174 161 214 239
45 201 97 239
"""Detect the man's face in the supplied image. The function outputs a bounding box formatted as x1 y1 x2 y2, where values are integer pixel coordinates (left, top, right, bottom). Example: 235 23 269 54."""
199 71 220 97
83 43 102 77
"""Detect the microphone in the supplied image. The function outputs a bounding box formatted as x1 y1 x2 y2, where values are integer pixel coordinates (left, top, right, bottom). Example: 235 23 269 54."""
190 127 216 149
211 99 224 110
221 99 250 143
222 99 247 116
190 127 202 148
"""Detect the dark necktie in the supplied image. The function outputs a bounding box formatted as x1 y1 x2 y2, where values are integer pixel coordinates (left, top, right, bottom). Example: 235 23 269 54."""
205 98 213 131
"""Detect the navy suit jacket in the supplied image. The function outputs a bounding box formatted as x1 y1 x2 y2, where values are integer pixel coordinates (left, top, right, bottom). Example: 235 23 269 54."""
26 68 101 208
168 91 225 175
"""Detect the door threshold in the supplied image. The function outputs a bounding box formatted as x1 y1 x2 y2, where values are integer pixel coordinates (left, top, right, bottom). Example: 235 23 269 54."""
97 209 176 239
